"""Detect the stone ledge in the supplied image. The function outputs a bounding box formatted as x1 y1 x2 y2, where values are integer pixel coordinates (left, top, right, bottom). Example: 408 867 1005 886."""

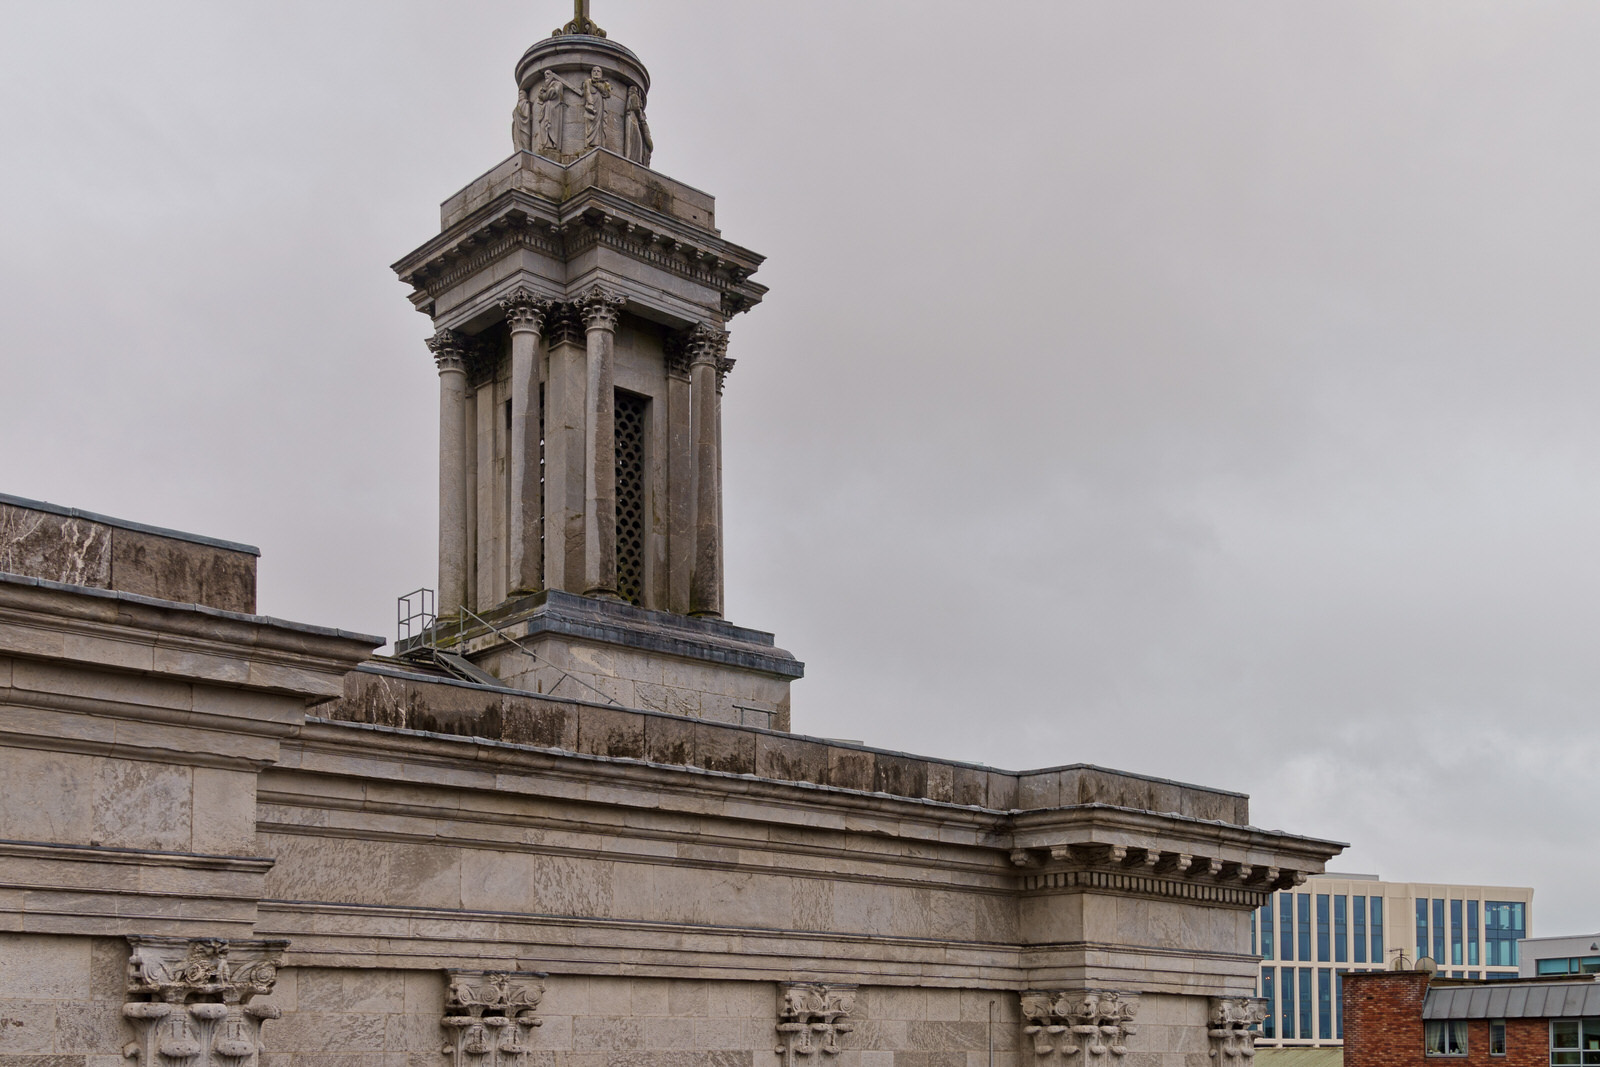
321 669 1259 823
403 590 804 680
0 575 383 703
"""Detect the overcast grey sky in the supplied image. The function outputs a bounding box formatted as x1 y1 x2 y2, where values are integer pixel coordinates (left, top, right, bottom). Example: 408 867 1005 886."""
3 1 1598 933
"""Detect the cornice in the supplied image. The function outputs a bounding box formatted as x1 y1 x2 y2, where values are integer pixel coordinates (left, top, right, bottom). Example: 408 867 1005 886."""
0 573 382 700
279 719 1333 891
393 192 767 319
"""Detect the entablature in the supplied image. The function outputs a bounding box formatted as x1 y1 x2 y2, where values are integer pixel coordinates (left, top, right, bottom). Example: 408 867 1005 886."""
394 189 766 325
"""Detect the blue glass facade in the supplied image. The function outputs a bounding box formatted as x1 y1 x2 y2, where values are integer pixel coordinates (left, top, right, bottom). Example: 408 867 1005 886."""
1256 883 1527 1046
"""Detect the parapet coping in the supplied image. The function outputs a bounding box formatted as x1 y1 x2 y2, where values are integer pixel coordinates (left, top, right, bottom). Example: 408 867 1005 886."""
0 491 261 556
307 712 1247 825
350 661 1249 800
0 570 384 646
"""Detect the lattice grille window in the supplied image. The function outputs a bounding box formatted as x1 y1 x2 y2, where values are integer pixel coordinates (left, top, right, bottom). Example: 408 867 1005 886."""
614 390 647 606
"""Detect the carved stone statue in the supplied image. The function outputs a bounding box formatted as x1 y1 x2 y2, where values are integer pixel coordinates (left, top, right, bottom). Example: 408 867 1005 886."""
535 71 577 154
512 90 534 152
623 83 653 165
581 65 614 149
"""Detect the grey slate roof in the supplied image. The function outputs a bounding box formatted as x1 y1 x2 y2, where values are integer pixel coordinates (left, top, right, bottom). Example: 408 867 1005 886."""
1424 982 1600 1020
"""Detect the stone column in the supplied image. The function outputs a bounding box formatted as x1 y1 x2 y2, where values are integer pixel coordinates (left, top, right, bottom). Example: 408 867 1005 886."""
543 309 587 594
579 286 627 599
687 323 728 617
665 340 694 614
503 289 549 595
428 328 469 617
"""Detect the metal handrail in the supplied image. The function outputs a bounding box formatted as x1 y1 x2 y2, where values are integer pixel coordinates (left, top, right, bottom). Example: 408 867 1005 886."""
455 605 623 707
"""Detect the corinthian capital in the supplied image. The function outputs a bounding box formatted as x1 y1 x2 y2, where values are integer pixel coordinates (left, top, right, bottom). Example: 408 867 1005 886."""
577 286 627 332
500 288 550 334
427 328 466 373
686 322 729 366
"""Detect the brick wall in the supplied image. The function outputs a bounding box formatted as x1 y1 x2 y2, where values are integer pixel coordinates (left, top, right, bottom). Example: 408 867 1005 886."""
1344 972 1550 1067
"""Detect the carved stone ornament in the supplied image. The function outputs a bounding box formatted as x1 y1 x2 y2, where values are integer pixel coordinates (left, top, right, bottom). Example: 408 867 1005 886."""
775 983 856 1065
686 322 729 366
1207 997 1267 1060
1020 990 1140 1059
500 288 550 334
441 970 547 1067
122 937 286 1067
553 0 606 38
577 286 627 332
427 328 466 373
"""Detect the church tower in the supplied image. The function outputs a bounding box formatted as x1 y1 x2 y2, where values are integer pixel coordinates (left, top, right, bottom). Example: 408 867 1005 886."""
393 4 802 728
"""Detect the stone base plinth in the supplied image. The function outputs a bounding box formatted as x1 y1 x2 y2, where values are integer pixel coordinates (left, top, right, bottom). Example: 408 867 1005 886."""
402 589 803 730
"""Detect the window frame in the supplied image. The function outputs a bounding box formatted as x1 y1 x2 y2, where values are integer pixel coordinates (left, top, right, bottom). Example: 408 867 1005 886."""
1549 1017 1600 1067
1489 1019 1506 1057
1425 1019 1469 1058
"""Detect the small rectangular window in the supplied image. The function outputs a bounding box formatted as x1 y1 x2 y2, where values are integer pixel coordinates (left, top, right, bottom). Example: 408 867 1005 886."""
1299 894 1313 962
1451 900 1464 965
1318 895 1331 962
1282 894 1296 962
1354 896 1368 964
1335 895 1348 964
1468 900 1480 966
1281 964 1296 1039
1426 1020 1468 1056
1260 903 1275 960
1372 897 1385 964
1262 968 1276 1039
1298 968 1312 1041
1489 1020 1506 1057
1418 899 1431 961
1318 968 1332 1040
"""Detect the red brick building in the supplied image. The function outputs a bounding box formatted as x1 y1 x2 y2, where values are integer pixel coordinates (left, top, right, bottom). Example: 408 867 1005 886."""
1344 970 1600 1067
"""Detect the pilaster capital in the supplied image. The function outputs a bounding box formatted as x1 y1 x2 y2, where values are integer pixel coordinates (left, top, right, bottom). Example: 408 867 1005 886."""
1020 990 1141 1060
123 937 287 1067
776 983 856 1065
577 286 627 332
427 328 466 374
442 970 547 1067
500 288 551 335
1207 997 1267 1061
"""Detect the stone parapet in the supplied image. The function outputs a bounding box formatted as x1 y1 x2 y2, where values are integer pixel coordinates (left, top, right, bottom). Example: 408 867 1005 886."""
0 493 259 614
323 664 1251 823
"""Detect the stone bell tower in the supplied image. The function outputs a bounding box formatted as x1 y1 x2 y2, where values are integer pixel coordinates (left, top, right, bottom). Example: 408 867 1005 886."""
392 4 802 728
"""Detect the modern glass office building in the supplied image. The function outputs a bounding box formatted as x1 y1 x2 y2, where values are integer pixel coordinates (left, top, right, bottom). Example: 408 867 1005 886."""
1252 873 1533 1049
1517 932 1600 977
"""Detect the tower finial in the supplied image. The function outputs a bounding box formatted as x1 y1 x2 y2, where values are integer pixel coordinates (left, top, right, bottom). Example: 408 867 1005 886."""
554 0 606 38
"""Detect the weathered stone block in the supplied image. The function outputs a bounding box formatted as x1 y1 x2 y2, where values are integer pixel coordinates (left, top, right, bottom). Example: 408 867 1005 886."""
0 507 110 589
111 527 256 614
827 747 875 792
572 1017 644 1052
576 707 646 760
644 714 695 766
693 722 754 775
874 754 927 798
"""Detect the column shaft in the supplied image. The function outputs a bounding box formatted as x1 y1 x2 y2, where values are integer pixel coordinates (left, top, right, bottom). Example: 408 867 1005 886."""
504 295 547 594
665 364 693 614
579 288 626 598
428 330 469 617
543 331 586 593
688 325 727 617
